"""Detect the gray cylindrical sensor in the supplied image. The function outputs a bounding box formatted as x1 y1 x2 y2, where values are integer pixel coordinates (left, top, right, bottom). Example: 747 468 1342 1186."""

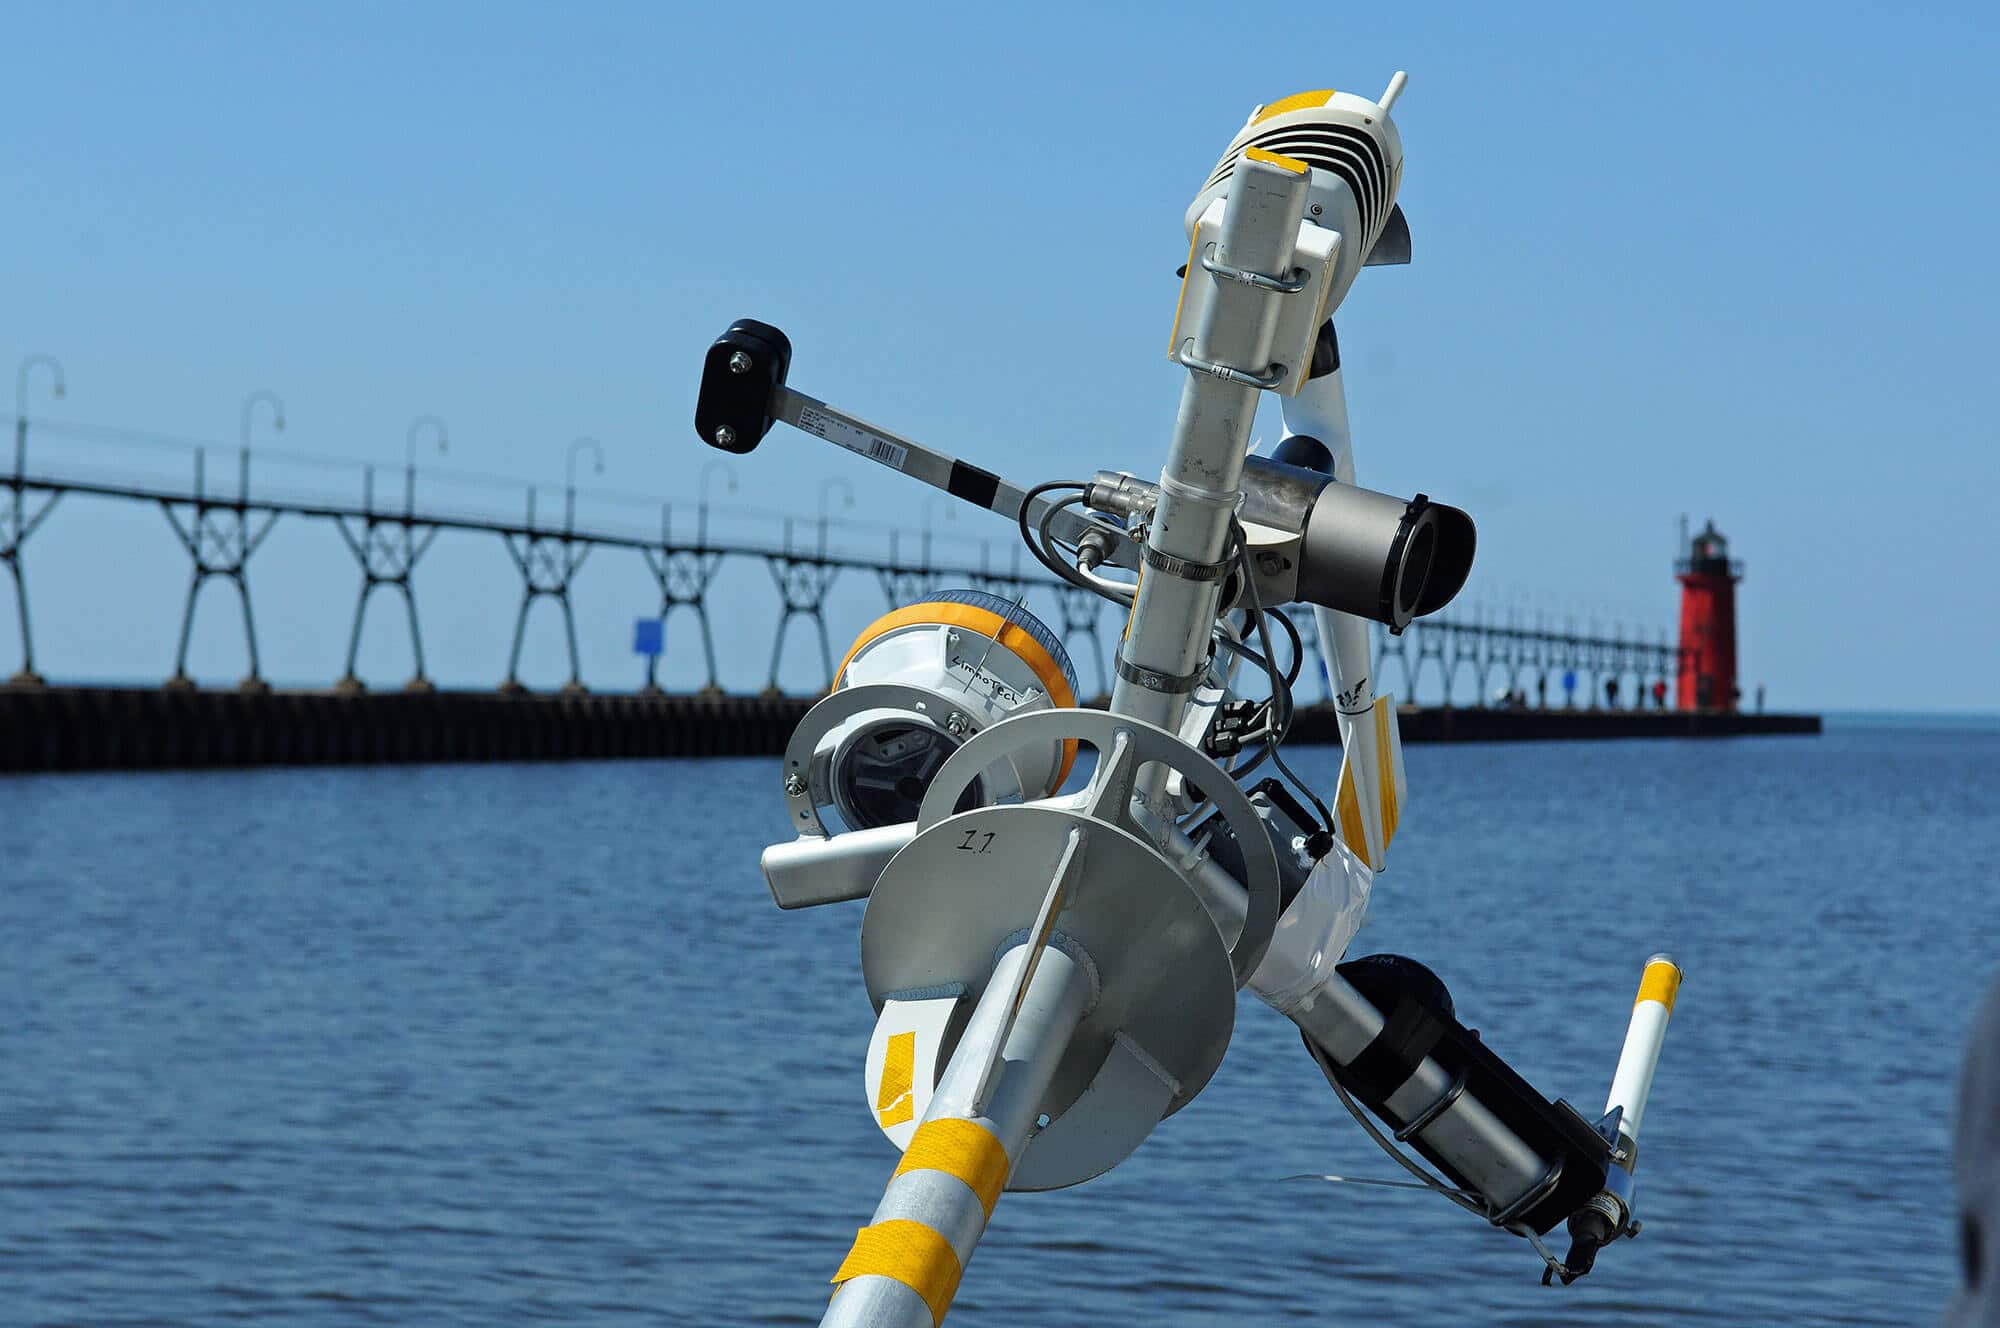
1296 486 1475 631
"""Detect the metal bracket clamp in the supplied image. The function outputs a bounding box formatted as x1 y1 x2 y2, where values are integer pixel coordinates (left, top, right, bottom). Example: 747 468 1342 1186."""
1393 1064 1469 1143
1199 244 1311 294
1173 343 1288 390
1490 1156 1566 1230
913 708 1281 986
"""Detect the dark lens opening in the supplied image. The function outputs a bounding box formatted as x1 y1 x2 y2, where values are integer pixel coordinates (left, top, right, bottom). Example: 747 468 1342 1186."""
1397 517 1436 617
836 723 980 829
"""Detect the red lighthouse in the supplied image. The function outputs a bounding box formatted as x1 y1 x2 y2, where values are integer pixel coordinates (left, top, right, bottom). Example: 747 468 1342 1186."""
1676 519 1742 711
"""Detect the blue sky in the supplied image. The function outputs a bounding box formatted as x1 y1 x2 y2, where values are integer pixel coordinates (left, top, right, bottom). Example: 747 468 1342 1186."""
4 1 1995 710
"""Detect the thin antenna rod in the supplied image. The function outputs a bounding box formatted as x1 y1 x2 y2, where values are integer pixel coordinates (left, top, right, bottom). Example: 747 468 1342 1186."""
1379 71 1408 113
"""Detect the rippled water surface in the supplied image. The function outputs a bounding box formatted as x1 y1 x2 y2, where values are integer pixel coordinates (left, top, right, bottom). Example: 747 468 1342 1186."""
5 720 1995 1325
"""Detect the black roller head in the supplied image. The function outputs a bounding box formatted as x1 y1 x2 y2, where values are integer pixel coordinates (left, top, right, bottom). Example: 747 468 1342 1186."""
695 319 792 454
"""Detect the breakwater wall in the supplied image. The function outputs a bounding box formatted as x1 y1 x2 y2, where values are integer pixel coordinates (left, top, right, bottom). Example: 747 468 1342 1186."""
0 686 1819 774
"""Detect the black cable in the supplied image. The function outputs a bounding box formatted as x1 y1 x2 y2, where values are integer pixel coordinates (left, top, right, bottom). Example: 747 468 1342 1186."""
1017 481 1135 607
1233 521 1335 840
1267 605 1304 687
1038 494 1134 605
1016 481 1094 590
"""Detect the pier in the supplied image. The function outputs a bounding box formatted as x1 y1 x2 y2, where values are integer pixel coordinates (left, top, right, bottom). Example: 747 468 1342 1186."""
0 686 1817 774
2 395 1819 774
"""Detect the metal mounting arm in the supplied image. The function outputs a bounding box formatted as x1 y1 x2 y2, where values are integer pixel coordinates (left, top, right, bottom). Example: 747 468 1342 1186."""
695 321 1143 574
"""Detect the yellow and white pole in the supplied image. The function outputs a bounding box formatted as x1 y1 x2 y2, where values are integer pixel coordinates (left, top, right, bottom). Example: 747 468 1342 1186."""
1606 952 1684 1162
823 940 1093 1328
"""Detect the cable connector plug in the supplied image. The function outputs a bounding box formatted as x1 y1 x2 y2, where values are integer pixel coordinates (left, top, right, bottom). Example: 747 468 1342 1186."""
1202 700 1265 758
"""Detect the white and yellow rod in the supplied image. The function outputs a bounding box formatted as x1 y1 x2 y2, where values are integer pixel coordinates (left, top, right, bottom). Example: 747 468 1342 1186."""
1605 953 1683 1160
1555 953 1684 1280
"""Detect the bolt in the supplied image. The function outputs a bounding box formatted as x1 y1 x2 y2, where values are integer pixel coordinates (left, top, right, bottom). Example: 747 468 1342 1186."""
728 350 753 374
714 425 736 447
1310 203 1323 216
784 772 805 796
945 712 968 736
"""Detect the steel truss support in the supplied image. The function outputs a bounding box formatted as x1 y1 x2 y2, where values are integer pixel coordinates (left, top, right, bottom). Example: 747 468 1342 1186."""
1550 627 1582 708
1489 610 1521 699
764 551 841 694
333 505 441 692
1374 619 1414 702
1414 618 1450 705
1449 609 1484 706
1521 614 1548 707
2 477 60 685
501 531 592 693
877 531 937 608
641 545 726 693
160 451 280 691
969 541 1030 602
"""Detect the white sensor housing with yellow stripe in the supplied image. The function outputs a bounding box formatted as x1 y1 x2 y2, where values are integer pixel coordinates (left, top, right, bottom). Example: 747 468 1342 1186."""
1185 79 1411 320
761 591 1079 911
827 590 1077 829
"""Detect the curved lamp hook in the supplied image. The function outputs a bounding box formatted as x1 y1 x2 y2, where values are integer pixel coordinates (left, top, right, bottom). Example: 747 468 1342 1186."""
699 458 737 507
406 415 449 469
566 435 606 490
818 476 856 526
240 390 286 449
15 354 66 414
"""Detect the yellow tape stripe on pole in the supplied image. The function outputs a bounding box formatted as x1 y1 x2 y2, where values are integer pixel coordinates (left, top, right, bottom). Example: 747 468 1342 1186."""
1635 958 1683 1012
831 1219 962 1327
1335 762 1367 861
1372 695 1399 847
876 1031 916 1127
893 1117 1009 1219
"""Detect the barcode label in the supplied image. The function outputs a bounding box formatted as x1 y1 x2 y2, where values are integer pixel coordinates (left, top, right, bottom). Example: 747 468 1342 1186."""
797 405 908 471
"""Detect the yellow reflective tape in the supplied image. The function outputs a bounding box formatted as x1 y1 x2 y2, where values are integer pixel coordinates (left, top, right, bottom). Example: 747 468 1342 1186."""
894 1117 1008 1220
835 600 1077 783
1373 695 1399 847
1168 216 1205 355
1252 90 1337 125
831 1219 962 1327
1119 567 1145 645
1335 758 1367 859
876 1030 915 1127
1244 145 1310 175
1635 960 1682 1012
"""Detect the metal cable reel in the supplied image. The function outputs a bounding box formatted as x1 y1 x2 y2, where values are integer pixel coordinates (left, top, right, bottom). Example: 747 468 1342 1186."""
859 708 1281 1189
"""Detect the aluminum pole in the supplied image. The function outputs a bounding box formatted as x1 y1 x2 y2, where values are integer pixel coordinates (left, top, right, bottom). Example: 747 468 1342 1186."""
822 940 1093 1328
1109 155 1310 731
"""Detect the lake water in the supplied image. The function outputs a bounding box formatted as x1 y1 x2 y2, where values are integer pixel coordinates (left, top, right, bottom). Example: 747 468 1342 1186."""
4 718 1994 1325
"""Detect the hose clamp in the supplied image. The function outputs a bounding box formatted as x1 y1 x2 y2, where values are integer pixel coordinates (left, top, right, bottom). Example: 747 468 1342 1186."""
1115 655 1208 695
1142 544 1231 583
